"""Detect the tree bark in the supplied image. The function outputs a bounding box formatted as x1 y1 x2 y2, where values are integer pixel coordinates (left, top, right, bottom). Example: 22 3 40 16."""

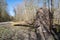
33 8 55 40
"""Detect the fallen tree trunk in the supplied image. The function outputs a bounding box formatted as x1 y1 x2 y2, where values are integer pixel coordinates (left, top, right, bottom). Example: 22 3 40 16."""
14 24 33 28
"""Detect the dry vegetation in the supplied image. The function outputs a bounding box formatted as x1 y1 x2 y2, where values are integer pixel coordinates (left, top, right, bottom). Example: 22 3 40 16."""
0 25 37 40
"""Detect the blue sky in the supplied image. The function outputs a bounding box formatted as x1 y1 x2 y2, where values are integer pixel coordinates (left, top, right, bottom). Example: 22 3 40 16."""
6 0 23 16
6 0 44 16
6 0 58 16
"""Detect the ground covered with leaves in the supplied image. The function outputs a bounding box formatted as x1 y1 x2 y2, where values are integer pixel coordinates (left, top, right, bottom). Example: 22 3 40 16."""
0 25 37 40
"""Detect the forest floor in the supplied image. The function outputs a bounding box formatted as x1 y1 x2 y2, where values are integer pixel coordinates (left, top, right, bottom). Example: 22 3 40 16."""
0 22 36 40
0 22 60 40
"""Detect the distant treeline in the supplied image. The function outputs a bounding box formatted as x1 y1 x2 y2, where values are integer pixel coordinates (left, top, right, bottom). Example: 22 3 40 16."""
0 0 14 22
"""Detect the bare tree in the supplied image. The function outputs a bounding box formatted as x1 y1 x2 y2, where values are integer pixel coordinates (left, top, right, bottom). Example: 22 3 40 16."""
43 0 46 8
0 0 11 21
58 0 60 8
24 0 39 22
14 3 25 21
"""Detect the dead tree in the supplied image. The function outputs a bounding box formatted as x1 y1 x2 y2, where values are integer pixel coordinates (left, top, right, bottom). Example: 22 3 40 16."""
33 8 54 40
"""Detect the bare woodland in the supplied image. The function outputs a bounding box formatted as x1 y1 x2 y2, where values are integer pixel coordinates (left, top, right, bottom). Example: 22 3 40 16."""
0 0 60 40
